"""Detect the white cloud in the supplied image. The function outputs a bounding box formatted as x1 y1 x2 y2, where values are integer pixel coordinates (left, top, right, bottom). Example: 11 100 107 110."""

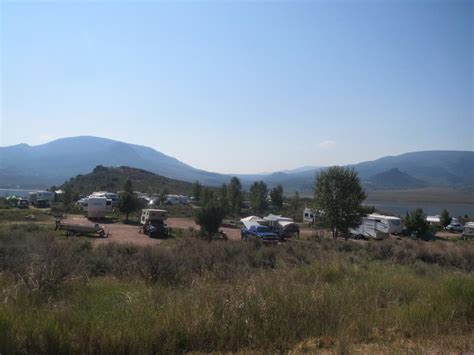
319 140 336 150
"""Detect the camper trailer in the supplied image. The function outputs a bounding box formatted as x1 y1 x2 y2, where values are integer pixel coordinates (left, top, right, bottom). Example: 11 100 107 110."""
350 217 389 240
366 214 403 234
85 196 112 219
303 208 316 223
90 191 119 207
28 191 55 206
350 214 402 239
426 215 441 226
263 214 300 239
462 222 474 239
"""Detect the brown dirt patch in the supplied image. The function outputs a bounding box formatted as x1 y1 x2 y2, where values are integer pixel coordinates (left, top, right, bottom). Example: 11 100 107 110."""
167 217 242 241
60 215 161 246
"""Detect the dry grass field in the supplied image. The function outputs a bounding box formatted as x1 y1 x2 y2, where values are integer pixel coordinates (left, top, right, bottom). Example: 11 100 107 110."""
0 212 473 354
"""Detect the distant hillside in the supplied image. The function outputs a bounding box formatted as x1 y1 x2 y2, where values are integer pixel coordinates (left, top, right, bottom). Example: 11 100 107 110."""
258 151 474 193
1 136 473 194
60 166 194 196
349 151 474 187
0 136 227 188
365 168 428 190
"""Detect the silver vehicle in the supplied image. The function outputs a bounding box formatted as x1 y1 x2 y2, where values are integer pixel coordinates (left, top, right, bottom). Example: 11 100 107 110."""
445 222 464 233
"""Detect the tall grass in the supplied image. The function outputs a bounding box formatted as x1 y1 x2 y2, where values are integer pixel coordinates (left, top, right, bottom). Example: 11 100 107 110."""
0 223 473 353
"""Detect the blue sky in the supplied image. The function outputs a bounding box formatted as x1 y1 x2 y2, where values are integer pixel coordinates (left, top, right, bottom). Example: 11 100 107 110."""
1 0 472 174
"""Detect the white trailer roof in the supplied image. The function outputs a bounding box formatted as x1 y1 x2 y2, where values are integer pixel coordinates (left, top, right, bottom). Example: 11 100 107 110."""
368 213 401 220
240 216 265 230
241 216 265 223
263 214 294 222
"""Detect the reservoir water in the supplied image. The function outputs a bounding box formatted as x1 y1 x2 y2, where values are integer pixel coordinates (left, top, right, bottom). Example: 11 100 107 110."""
0 189 38 198
365 201 474 218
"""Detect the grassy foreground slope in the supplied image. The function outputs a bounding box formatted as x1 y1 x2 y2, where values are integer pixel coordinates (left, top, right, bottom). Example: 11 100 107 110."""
60 165 194 196
0 223 473 354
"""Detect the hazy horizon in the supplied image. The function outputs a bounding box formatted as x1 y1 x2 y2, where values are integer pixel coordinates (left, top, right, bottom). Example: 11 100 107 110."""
2 1 473 174
1 135 473 176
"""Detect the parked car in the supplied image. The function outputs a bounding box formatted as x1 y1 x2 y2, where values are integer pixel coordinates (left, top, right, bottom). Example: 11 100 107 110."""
445 222 464 233
240 225 279 243
141 221 169 238
17 199 29 209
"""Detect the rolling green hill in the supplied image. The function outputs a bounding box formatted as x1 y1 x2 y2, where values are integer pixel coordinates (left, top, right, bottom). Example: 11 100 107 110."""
60 165 194 196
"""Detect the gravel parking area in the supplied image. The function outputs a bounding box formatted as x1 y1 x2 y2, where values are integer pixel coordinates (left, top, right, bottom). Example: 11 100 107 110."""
60 215 161 246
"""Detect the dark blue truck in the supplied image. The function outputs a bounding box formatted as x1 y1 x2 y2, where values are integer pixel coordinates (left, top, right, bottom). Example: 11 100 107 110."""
240 225 279 244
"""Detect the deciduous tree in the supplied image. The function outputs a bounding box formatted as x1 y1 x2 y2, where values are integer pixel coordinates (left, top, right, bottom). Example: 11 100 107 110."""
314 166 366 238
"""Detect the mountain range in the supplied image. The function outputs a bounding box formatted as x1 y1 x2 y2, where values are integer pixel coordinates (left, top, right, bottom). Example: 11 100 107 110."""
1 136 473 193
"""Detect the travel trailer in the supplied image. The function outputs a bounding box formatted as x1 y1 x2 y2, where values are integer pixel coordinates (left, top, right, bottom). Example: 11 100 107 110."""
350 217 389 240
85 196 112 219
426 215 441 226
350 214 402 239
366 214 403 234
303 208 317 223
90 191 119 207
462 222 474 239
28 191 55 205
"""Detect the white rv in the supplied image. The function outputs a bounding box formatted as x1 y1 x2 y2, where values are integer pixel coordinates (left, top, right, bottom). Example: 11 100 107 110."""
303 208 317 223
350 214 402 239
462 222 474 239
366 214 403 234
90 191 119 207
426 215 441 226
28 191 55 204
350 218 389 240
85 196 112 219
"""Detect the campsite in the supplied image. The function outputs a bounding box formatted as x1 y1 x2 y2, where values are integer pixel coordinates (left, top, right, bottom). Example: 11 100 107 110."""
1 1 473 353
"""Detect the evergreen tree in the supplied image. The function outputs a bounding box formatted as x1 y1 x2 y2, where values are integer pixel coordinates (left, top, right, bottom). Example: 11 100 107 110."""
228 177 243 216
192 181 202 202
270 184 284 210
249 181 268 215
405 208 429 238
119 179 140 222
440 208 452 228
